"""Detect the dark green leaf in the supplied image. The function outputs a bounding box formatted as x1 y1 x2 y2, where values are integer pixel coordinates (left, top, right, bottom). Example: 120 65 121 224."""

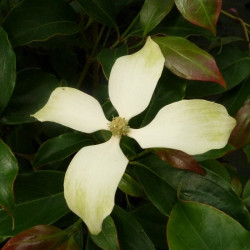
242 180 250 207
77 0 117 27
134 165 177 216
1 68 59 124
0 139 18 213
90 216 119 250
118 173 145 197
154 36 226 87
140 0 174 36
138 155 249 228
132 204 167 249
167 201 250 250
174 0 221 34
34 132 92 168
3 0 80 46
0 193 69 237
112 206 155 250
0 26 16 113
97 45 128 79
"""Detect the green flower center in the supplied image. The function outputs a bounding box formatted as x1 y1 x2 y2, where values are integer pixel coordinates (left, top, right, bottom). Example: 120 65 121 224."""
108 117 130 137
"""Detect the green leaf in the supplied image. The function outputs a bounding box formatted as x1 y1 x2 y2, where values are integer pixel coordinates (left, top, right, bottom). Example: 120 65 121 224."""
242 179 250 207
0 27 16 113
2 225 78 250
185 46 250 98
97 45 128 79
174 0 222 34
34 132 92 168
118 173 145 197
167 201 250 250
0 139 18 213
134 165 177 216
0 193 69 237
132 204 167 249
14 171 65 203
77 0 117 27
1 68 59 124
90 216 119 250
140 0 174 36
3 0 80 47
154 36 226 87
138 155 250 228
112 206 155 250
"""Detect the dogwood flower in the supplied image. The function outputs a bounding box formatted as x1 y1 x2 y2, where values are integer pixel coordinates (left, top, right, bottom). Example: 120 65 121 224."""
32 37 236 235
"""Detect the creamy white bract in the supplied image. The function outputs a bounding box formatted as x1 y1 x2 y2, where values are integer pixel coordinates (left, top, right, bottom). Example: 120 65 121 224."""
32 37 236 235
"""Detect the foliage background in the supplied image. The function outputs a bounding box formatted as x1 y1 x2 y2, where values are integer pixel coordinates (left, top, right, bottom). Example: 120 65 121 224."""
0 0 250 249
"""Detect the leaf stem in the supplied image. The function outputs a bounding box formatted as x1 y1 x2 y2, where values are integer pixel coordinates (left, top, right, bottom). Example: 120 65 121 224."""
76 25 105 89
221 10 250 51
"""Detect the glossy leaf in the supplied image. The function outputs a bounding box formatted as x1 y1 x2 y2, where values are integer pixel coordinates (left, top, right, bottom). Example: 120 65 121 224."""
174 0 222 34
90 216 119 250
229 102 250 149
34 132 92 168
157 149 205 175
138 155 249 228
154 36 226 87
0 139 18 213
77 0 117 27
140 0 174 36
167 201 250 250
1 68 59 124
2 225 78 250
0 171 69 237
118 173 145 197
135 165 177 216
185 46 250 98
242 180 250 207
0 27 16 113
112 206 155 250
97 45 127 79
3 0 79 46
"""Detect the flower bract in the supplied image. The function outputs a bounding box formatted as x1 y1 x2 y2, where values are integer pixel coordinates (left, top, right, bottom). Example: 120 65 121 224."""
32 37 236 235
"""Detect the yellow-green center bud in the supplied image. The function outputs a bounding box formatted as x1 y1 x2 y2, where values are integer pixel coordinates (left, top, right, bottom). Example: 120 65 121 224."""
108 117 130 137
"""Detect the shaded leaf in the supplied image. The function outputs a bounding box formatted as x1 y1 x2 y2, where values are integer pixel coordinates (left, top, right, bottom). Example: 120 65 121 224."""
167 201 250 250
242 180 250 207
1 68 59 124
0 139 18 213
157 148 205 175
140 0 174 36
34 132 92 168
229 102 250 149
90 217 119 250
3 0 79 47
112 206 155 250
77 0 117 27
174 0 222 34
132 204 167 249
154 36 226 87
97 45 127 79
118 173 145 197
134 165 177 216
2 225 78 250
0 27 16 113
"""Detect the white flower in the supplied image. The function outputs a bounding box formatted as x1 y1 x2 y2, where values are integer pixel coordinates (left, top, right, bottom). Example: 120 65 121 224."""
32 37 236 235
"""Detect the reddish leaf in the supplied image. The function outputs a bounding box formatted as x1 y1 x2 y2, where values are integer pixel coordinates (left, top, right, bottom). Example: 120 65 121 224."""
154 36 226 87
157 149 206 175
2 225 78 250
174 0 222 34
229 102 250 149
